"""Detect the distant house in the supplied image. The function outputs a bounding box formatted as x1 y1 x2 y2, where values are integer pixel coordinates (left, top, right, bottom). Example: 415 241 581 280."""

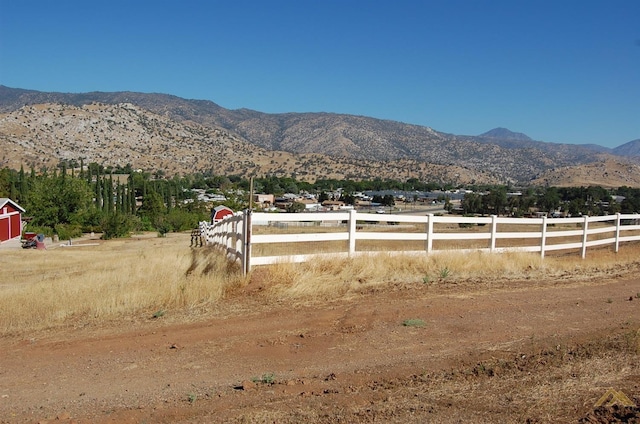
297 198 322 210
0 198 25 243
253 194 275 207
211 205 234 224
321 200 345 211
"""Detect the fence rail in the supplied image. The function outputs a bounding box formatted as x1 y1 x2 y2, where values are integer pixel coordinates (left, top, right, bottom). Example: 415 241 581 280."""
201 211 640 275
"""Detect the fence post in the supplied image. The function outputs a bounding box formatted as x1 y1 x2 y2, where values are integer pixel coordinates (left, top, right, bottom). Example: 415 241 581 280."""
540 215 547 258
348 209 357 257
231 219 236 253
426 213 434 253
199 221 208 246
581 215 589 259
614 212 621 253
243 210 252 275
490 215 498 252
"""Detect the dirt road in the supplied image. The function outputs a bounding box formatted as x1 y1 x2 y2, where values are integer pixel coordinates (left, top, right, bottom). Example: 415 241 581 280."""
2 274 639 423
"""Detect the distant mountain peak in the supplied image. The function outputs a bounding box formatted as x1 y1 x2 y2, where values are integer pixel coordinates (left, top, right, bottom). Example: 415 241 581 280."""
480 127 533 142
612 139 640 157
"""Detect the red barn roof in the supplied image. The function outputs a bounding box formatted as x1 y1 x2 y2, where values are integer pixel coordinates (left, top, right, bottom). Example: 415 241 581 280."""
211 205 234 223
0 198 25 213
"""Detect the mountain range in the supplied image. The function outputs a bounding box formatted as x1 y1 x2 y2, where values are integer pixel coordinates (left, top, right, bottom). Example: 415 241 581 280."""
1 85 639 187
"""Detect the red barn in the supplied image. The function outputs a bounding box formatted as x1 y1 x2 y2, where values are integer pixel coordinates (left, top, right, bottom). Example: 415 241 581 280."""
211 205 234 224
0 198 26 243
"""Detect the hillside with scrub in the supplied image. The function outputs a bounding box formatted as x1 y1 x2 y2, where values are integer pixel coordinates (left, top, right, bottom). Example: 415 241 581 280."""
2 85 640 187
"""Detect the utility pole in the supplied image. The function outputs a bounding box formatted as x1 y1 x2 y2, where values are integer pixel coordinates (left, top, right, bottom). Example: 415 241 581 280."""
249 176 254 211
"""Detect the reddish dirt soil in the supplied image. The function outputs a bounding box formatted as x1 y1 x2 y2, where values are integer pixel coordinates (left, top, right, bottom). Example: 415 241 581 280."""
2 275 639 423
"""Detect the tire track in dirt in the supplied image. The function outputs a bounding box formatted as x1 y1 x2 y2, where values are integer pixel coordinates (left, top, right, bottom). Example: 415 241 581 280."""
1 277 638 423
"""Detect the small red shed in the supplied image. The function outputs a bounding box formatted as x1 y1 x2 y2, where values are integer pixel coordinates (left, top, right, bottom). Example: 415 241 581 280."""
211 205 234 224
0 198 26 243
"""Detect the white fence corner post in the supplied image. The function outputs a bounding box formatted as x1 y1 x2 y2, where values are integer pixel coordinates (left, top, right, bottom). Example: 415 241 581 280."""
243 210 252 276
490 215 498 252
540 215 547 258
581 215 589 259
348 209 357 257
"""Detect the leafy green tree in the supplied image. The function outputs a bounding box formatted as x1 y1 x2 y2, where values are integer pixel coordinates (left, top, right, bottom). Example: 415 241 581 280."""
462 193 482 214
617 187 640 213
567 198 585 216
101 212 138 240
154 215 172 237
137 190 165 225
318 191 329 202
26 175 93 229
382 194 395 207
519 189 537 215
18 165 27 202
164 208 201 232
0 168 13 198
286 201 306 213
342 193 356 206
284 182 299 194
484 187 507 215
94 176 103 209
102 175 114 214
538 187 560 213
443 196 452 212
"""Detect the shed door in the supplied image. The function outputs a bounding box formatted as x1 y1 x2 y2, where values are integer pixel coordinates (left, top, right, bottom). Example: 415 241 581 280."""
10 213 21 239
0 216 9 241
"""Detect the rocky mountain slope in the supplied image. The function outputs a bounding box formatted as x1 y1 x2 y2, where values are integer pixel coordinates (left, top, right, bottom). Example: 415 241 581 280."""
530 158 640 188
1 85 638 186
0 101 499 184
612 139 640 157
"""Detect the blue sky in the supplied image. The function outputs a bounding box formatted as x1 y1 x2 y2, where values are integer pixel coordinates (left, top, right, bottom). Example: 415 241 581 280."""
1 1 638 148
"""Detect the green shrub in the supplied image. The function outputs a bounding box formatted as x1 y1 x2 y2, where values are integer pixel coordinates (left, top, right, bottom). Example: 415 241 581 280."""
439 267 451 278
252 373 275 384
402 319 426 328
23 225 53 238
54 223 83 240
154 216 173 237
137 216 155 232
101 213 137 239
164 209 199 232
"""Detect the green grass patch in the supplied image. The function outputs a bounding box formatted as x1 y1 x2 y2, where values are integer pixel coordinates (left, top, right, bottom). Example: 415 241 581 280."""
402 318 426 328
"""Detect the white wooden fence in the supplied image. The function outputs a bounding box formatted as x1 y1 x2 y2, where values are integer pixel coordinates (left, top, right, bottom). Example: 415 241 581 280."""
201 211 640 275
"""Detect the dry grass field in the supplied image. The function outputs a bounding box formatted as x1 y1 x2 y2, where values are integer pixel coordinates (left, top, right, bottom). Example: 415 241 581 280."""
1 232 639 423
0 233 246 335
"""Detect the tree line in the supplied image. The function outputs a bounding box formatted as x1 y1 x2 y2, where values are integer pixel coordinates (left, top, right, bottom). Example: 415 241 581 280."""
0 162 210 239
460 185 640 217
1 164 639 239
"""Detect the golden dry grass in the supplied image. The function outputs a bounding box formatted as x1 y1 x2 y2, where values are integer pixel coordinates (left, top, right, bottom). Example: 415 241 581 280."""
2 230 639 336
0 233 247 335
253 242 640 301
